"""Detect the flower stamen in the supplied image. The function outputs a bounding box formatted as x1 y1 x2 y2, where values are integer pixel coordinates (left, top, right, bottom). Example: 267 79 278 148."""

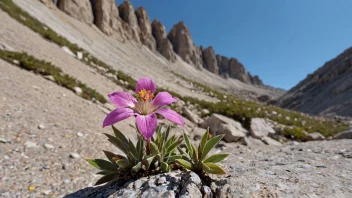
138 89 154 101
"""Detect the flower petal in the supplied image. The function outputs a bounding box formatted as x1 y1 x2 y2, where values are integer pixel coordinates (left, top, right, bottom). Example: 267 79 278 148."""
102 108 134 127
136 77 156 93
108 92 137 108
151 92 178 109
155 108 184 126
136 113 157 141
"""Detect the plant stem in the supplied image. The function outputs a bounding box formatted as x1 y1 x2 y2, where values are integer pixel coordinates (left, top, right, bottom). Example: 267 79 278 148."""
146 140 150 155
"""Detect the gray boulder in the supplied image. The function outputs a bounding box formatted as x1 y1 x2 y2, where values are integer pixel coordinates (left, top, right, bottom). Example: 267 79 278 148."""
334 129 352 139
201 114 247 142
305 132 325 141
250 118 276 139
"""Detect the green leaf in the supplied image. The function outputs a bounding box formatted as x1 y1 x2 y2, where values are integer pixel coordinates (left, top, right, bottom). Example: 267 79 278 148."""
143 155 155 171
201 135 224 159
199 129 209 152
203 153 229 163
150 142 160 155
86 159 117 171
167 154 182 163
102 150 119 163
104 133 129 153
95 173 118 185
183 133 192 154
191 143 198 162
116 158 131 169
96 170 115 175
202 162 226 174
166 139 183 153
132 162 142 173
176 159 192 170
160 161 169 172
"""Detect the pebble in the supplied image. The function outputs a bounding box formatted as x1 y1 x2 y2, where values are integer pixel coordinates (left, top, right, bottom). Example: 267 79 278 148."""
63 179 71 184
0 138 8 143
24 141 38 148
38 124 45 129
32 85 41 90
157 177 166 185
42 190 52 195
73 87 83 95
44 143 54 149
70 153 80 159
76 132 84 137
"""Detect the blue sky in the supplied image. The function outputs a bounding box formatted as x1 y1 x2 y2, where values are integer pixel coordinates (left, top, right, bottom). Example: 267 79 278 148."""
128 0 352 90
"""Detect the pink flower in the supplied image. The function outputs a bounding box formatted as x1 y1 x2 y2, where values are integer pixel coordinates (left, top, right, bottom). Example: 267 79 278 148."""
103 77 184 140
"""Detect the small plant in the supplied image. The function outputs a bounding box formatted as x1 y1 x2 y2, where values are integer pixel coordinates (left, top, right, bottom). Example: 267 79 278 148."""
149 125 183 172
86 126 156 185
177 130 229 175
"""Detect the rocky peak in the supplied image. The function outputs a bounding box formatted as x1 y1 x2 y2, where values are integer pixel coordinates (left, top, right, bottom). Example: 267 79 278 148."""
135 7 156 52
151 19 176 62
202 47 219 74
250 75 263 86
57 0 94 24
90 0 124 36
228 58 251 84
216 55 229 77
167 21 203 69
118 1 140 42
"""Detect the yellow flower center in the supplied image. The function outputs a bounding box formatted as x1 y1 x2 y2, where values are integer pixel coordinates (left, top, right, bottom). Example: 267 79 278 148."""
138 89 154 101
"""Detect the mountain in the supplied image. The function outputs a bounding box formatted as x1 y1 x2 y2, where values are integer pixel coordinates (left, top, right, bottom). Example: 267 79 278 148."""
277 47 352 116
41 0 267 87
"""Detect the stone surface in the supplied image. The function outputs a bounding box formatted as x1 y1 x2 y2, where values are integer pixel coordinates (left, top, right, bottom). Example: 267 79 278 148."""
182 107 203 124
261 136 282 146
135 7 156 52
61 46 76 57
167 21 203 69
118 1 140 42
229 58 251 84
216 55 229 77
334 129 352 139
58 0 94 24
151 19 176 61
201 114 247 142
250 118 276 138
90 0 125 38
306 132 325 141
202 47 219 74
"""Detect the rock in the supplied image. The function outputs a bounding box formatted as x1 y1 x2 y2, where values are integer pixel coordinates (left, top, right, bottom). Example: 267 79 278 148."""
241 136 266 147
69 153 80 159
44 143 54 149
250 118 275 139
12 59 20 65
261 137 282 146
228 58 251 84
257 95 270 102
76 52 83 60
73 87 82 95
118 1 140 42
0 43 14 51
191 127 207 141
135 7 156 52
151 19 176 61
306 132 325 141
201 109 210 115
44 75 55 82
334 129 352 139
201 114 247 142
58 0 94 24
24 141 38 148
202 47 219 74
61 46 76 57
157 177 166 185
202 186 213 198
76 132 84 137
216 55 229 77
0 138 8 143
39 0 57 9
90 0 124 37
250 75 263 86
38 124 45 129
182 107 203 124
167 21 203 69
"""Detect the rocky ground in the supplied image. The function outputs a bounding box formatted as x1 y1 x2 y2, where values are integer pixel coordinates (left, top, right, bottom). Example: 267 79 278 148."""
1 58 352 197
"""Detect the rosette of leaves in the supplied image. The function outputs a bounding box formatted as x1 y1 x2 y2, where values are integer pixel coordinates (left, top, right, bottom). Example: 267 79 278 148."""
176 130 229 175
149 125 183 172
86 126 155 185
